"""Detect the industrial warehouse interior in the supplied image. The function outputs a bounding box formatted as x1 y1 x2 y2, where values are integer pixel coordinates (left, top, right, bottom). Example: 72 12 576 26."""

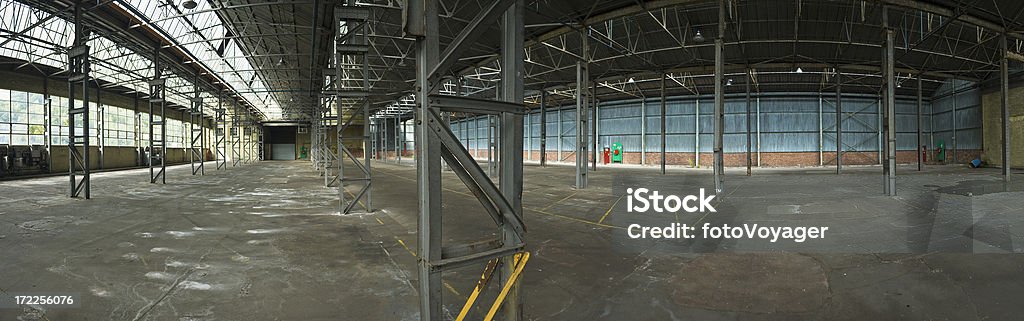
1 0 1024 320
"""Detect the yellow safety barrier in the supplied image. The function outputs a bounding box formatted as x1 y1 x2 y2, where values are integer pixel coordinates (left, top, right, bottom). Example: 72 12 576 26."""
455 259 500 321
454 251 531 321
484 252 530 321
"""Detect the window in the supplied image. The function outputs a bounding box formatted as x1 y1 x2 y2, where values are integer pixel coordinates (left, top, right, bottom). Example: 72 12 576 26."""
0 89 10 144
167 118 184 148
104 105 135 146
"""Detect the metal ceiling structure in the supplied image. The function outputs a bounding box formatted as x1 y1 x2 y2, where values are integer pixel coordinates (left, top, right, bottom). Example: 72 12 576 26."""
4 0 1021 120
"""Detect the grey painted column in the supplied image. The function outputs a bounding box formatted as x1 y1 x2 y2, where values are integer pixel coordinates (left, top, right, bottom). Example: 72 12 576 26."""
818 94 823 166
557 107 562 163
756 96 761 166
96 83 103 170
414 0 442 318
921 73 929 171
540 89 547 166
640 99 646 165
883 7 897 196
488 115 494 176
836 68 842 174
1001 34 1011 181
500 2 526 317
951 79 957 163
660 73 667 175
395 116 400 163
592 81 598 171
745 69 752 176
575 60 588 188
713 0 725 193
696 97 700 168
526 110 531 161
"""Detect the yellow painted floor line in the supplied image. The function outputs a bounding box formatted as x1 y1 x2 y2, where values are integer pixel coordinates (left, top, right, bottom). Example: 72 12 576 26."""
526 207 622 229
377 165 622 230
375 217 385 225
597 194 625 224
343 189 368 210
395 237 417 257
444 282 462 297
542 191 578 211
376 169 473 197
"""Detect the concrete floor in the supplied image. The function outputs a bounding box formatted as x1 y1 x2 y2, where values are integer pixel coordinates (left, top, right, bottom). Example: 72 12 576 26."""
1 160 1023 320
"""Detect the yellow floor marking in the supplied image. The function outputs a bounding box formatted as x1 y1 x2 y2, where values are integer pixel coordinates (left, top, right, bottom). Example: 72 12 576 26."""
343 189 368 209
375 217 385 225
395 237 417 257
444 282 462 297
377 166 623 230
597 194 625 224
542 191 577 210
526 207 622 229
376 169 473 197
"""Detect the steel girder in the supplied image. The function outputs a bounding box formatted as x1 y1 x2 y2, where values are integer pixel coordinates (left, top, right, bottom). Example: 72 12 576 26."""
215 97 227 170
189 78 205 176
148 47 167 185
67 1 90 198
329 3 373 214
409 0 527 319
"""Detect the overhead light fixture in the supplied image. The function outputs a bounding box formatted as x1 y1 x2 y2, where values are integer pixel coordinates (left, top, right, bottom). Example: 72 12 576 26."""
795 67 804 73
693 29 704 43
726 78 733 86
276 58 285 66
182 0 198 10
627 77 635 83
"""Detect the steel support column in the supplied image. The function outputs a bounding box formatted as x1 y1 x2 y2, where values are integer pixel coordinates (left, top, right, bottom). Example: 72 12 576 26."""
67 0 90 198
499 2 525 317
713 0 725 193
148 48 166 184
189 79 204 175
414 0 443 317
1000 34 1011 181
409 1 527 318
232 102 241 167
591 81 598 171
333 3 374 213
745 69 752 176
215 97 226 170
96 84 103 170
836 68 843 174
640 99 646 165
921 73 929 171
540 89 547 166
575 60 589 188
660 73 666 175
883 8 897 196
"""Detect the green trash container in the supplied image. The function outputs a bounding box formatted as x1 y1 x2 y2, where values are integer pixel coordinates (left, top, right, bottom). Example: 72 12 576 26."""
611 142 623 163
